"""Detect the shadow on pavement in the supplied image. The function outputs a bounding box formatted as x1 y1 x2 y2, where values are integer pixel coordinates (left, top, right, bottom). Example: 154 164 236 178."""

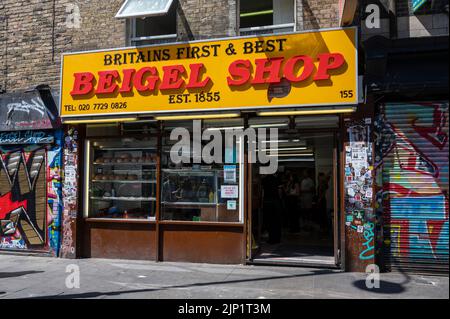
352 280 405 294
0 270 44 279
30 269 336 299
352 266 412 294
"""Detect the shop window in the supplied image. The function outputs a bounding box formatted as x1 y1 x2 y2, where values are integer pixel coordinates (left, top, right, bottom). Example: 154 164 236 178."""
118 0 177 46
239 0 295 35
86 124 120 137
85 123 158 220
161 120 244 223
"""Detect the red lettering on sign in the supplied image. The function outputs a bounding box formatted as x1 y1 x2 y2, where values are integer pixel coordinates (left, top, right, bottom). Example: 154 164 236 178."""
68 52 348 97
283 55 314 82
119 69 135 93
227 60 251 86
95 70 119 94
252 58 283 84
186 63 211 89
314 53 345 81
160 65 186 90
134 67 158 92
70 72 95 96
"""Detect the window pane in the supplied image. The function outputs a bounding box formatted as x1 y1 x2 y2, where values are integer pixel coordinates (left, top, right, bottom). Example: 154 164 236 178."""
117 0 174 18
239 0 294 35
273 0 294 25
240 0 273 28
135 4 177 37
161 120 243 223
87 136 158 220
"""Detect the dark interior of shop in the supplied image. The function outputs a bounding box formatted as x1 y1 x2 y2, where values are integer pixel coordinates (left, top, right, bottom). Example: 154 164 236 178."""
251 130 336 265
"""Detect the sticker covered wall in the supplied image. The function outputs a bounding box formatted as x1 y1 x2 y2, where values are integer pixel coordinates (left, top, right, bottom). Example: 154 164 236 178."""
60 126 79 258
344 117 376 271
375 102 449 273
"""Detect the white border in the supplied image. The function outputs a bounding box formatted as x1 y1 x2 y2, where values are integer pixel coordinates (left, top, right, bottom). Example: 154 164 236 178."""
59 27 359 119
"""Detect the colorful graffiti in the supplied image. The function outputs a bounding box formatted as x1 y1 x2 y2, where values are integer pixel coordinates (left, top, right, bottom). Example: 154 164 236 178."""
344 118 376 269
0 131 62 254
46 130 63 256
60 127 79 258
374 102 449 269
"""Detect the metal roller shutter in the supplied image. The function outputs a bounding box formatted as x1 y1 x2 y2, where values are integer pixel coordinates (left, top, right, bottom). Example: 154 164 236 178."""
375 102 449 274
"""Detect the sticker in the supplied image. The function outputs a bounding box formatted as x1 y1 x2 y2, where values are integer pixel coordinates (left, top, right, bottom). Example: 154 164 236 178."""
355 210 365 219
227 200 237 210
365 189 373 198
357 225 364 233
221 185 239 199
347 187 355 197
223 165 237 183
345 221 351 226
346 215 354 222
345 167 352 176
365 118 372 124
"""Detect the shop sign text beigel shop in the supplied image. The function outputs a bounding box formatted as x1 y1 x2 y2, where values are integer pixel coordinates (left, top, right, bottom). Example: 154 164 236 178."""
60 28 358 118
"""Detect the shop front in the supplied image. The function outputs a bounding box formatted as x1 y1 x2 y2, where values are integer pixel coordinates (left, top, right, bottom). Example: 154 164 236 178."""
59 28 365 269
0 86 63 255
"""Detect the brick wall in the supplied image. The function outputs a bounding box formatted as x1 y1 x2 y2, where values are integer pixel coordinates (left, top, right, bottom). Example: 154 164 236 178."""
301 0 340 30
0 0 348 94
0 0 125 93
177 0 237 40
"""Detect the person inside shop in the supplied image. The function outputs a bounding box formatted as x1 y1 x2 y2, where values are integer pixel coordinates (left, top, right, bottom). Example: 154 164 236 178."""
300 169 315 230
262 172 283 244
284 172 301 233
316 172 331 234
174 178 194 201
197 178 210 202
162 176 176 202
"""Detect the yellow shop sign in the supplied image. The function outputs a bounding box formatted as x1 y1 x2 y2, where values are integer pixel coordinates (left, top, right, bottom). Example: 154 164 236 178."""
60 28 358 118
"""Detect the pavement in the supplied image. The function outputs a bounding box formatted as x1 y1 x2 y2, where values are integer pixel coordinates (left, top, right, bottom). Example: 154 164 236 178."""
0 254 448 299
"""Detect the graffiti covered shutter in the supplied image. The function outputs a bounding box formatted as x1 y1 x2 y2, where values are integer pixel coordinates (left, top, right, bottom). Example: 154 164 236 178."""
376 102 449 274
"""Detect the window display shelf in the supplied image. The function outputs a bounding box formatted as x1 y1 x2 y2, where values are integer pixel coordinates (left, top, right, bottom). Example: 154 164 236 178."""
92 180 157 184
98 147 157 151
93 162 157 166
162 201 217 206
86 217 156 223
90 196 157 202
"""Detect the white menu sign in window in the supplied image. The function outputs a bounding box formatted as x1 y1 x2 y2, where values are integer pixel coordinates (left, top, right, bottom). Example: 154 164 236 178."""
221 185 239 199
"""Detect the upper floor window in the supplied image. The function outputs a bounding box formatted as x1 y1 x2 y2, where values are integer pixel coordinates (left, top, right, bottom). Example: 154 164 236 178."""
239 0 295 35
116 0 177 46
116 0 174 18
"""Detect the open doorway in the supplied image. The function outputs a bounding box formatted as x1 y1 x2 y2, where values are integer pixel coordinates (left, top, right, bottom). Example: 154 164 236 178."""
249 116 339 267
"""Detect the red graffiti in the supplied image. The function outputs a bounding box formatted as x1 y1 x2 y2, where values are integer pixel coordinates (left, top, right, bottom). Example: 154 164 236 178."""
412 105 448 150
0 192 28 219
